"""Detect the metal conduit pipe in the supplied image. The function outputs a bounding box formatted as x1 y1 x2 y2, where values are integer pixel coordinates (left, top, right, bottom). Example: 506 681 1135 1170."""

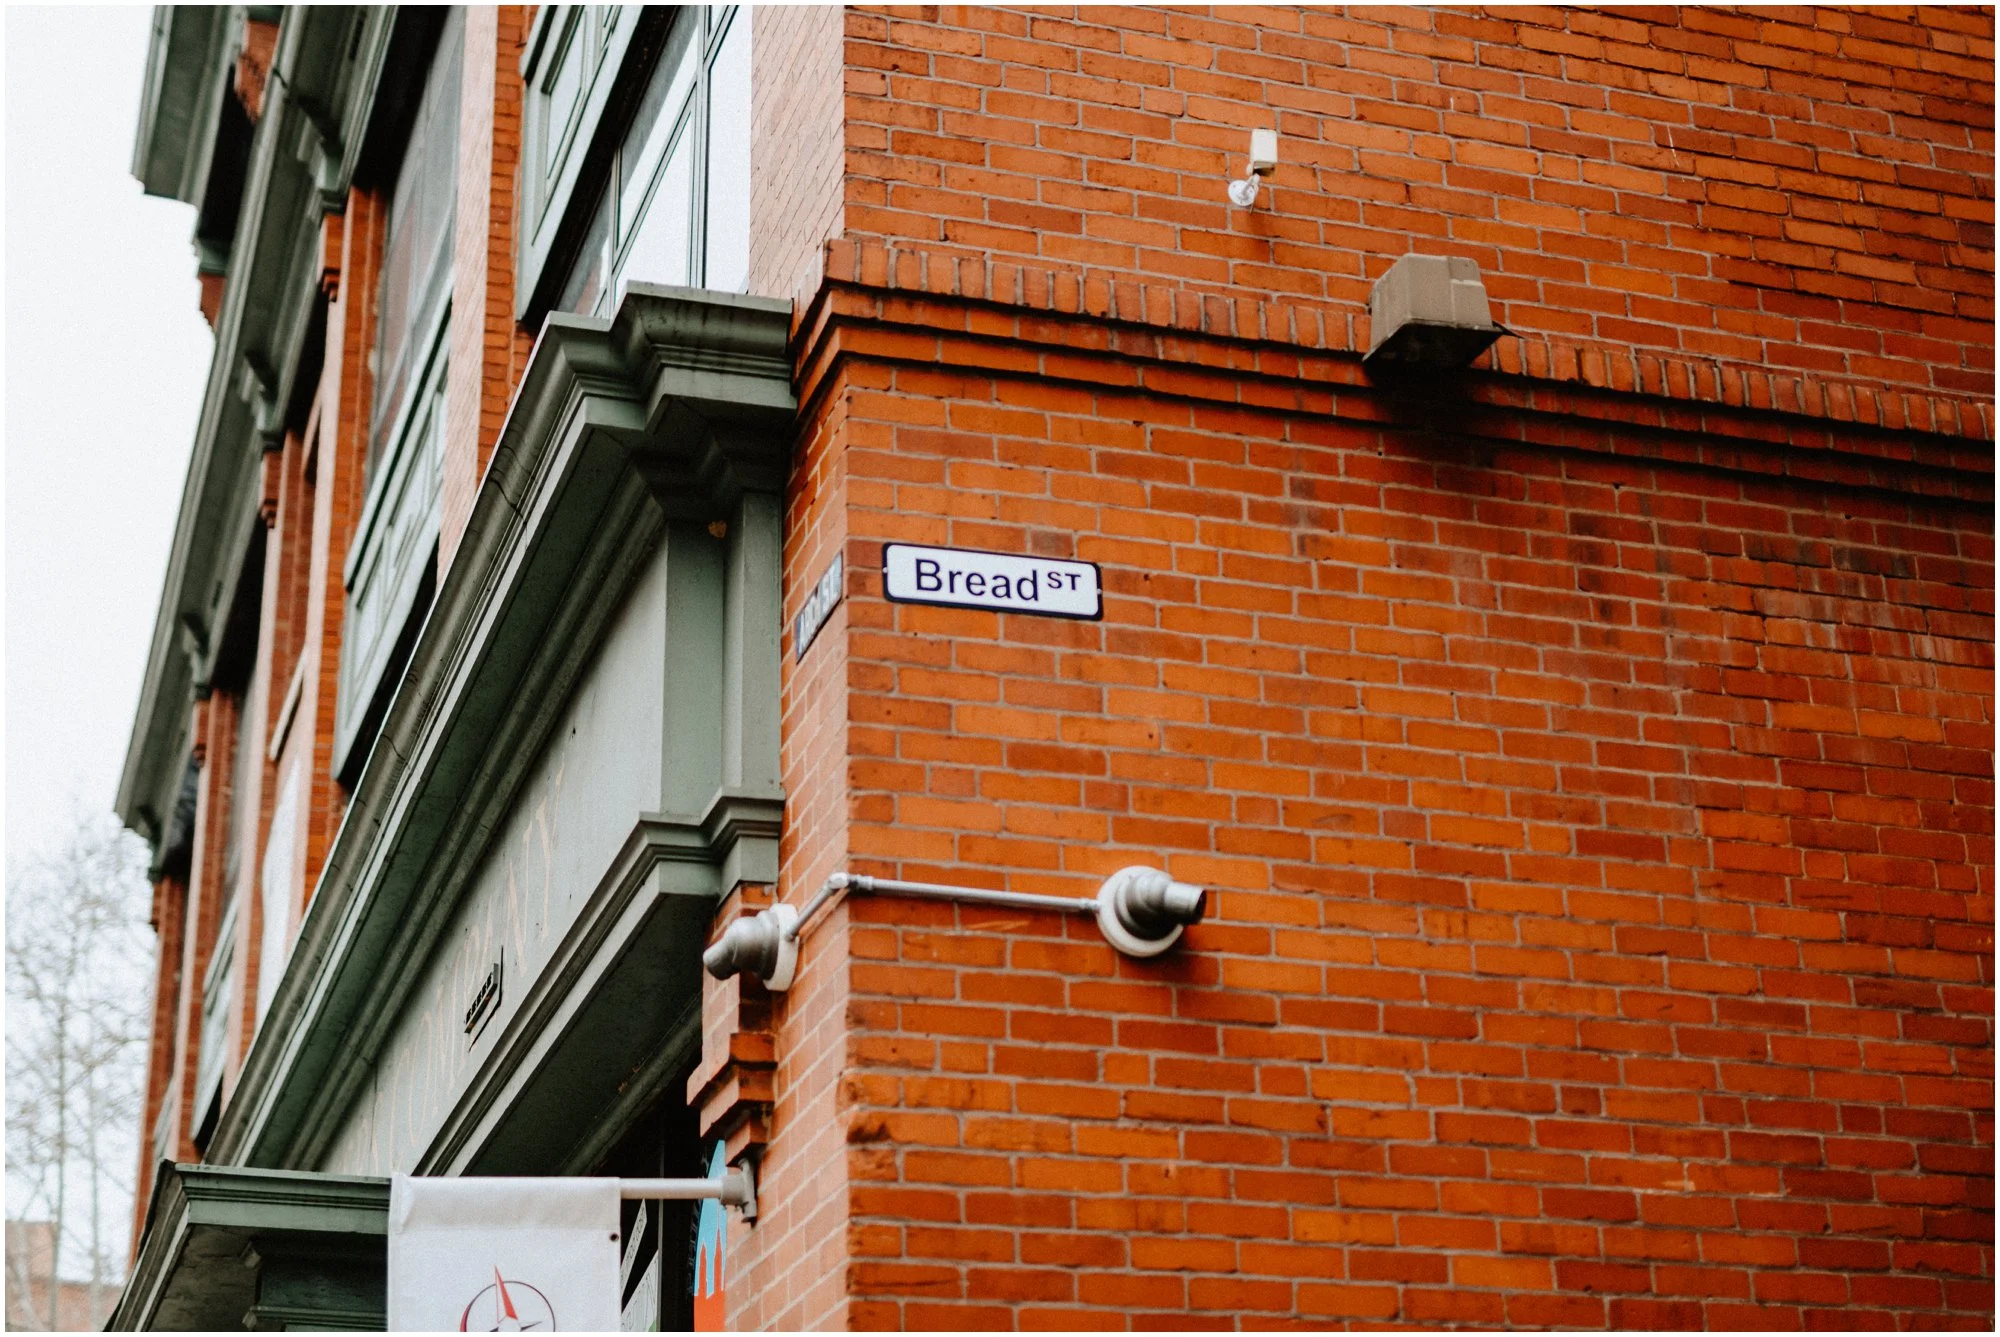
703 866 1207 991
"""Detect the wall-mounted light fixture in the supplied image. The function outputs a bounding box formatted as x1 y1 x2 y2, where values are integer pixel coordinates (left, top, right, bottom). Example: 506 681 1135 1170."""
1363 253 1506 371
1227 128 1279 208
703 867 1208 991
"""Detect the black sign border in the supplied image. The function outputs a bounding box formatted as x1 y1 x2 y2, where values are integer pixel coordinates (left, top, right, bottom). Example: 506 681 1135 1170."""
881 542 1105 622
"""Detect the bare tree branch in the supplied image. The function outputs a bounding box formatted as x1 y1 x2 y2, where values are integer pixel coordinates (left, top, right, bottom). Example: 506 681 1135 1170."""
6 809 151 1331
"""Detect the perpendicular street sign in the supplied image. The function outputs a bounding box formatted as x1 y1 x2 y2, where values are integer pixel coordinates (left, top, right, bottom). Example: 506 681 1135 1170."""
793 552 844 662
882 543 1102 620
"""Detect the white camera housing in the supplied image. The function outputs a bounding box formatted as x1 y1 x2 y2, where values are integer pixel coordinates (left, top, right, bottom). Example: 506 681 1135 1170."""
1228 128 1279 207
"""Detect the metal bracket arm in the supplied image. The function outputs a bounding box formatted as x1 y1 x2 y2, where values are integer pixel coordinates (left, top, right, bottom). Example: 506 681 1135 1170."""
618 1164 756 1220
704 867 1207 990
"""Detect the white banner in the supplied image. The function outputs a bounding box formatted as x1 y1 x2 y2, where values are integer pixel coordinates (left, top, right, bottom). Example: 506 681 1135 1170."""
387 1176 621 1333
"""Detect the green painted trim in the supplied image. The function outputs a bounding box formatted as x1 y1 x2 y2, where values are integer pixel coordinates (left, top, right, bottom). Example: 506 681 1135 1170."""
109 1162 388 1331
417 799 778 1175
117 6 395 856
179 1163 390 1236
132 6 228 201
212 287 794 1173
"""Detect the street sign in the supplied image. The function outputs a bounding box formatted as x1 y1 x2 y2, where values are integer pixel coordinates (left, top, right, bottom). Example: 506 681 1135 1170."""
793 552 843 662
882 543 1102 620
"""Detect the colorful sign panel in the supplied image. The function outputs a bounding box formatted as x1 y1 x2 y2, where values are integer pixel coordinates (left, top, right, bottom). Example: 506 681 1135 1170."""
693 1145 728 1330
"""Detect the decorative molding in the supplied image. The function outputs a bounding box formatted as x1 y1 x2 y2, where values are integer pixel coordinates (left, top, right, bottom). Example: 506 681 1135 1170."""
132 8 228 200
117 6 397 859
420 798 782 1177
110 1162 388 1332
211 287 794 1174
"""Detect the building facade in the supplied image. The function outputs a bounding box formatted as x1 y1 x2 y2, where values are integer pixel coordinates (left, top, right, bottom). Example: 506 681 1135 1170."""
115 5 1992 1330
8 1221 121 1331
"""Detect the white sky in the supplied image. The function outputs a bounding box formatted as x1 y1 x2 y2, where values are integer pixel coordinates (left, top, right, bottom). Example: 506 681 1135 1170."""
6 6 211 868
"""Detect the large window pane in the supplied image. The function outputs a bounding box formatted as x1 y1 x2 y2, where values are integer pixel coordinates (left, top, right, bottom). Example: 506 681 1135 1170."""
619 129 694 295
558 183 613 315
372 9 463 478
547 6 756 313
255 759 303 1024
619 15 697 232
702 12 750 294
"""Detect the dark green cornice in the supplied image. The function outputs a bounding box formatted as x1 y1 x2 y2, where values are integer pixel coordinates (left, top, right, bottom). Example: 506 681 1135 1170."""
117 7 392 855
210 285 794 1172
109 1162 388 1331
132 7 229 203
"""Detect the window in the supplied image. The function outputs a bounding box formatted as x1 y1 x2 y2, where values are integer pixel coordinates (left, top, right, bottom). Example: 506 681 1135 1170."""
255 757 303 1024
338 11 460 776
556 7 752 317
193 896 237 1150
371 6 463 481
222 670 262 908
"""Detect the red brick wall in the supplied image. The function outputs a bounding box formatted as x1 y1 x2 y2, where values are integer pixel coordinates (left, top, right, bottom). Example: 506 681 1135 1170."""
442 5 535 576
839 6 1995 403
132 871 184 1248
167 695 231 1164
300 194 381 903
725 7 1999 1328
730 365 866 1331
749 4 847 306
786 282 1993 1328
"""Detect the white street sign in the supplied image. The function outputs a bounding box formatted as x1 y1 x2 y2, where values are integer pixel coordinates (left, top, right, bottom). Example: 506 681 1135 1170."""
882 543 1101 620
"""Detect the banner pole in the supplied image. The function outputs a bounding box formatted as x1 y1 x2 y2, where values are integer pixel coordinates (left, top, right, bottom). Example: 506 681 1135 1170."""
617 1166 757 1218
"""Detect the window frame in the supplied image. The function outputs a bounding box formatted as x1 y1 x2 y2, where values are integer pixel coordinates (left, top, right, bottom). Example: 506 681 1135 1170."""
336 305 449 777
525 6 749 322
195 894 240 1129
515 4 643 319
369 6 464 483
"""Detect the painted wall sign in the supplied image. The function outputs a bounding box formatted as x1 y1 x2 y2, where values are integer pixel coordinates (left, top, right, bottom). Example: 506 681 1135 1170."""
882 543 1102 620
793 552 843 661
692 1144 728 1330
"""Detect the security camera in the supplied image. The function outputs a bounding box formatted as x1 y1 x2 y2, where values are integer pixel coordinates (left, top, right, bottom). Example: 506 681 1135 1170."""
1228 128 1279 207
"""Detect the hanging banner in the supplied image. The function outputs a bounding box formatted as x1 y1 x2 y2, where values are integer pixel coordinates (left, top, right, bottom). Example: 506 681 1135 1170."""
388 1176 621 1332
692 1145 729 1330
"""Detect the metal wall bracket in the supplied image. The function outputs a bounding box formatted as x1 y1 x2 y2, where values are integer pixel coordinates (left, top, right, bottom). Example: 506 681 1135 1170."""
619 1164 755 1221
704 867 1208 991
